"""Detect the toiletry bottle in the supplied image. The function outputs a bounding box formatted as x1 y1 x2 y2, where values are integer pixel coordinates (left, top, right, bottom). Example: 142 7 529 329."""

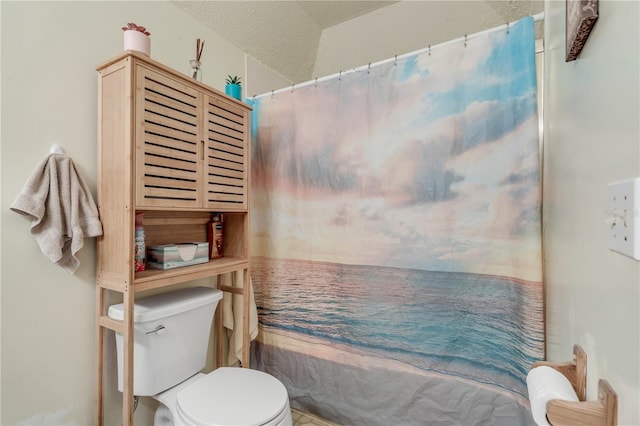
208 213 224 259
134 212 146 272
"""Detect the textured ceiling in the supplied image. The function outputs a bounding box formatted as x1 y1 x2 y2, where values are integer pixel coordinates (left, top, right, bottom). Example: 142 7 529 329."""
172 1 543 84
295 0 398 27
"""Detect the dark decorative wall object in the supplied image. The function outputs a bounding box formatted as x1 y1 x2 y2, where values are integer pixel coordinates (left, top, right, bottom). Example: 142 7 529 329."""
566 0 599 61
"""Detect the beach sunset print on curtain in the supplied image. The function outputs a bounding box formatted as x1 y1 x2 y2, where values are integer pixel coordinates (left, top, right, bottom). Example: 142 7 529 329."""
250 17 542 425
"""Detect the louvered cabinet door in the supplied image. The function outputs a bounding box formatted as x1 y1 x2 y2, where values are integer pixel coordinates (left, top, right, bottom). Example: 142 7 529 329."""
204 95 249 210
135 66 204 208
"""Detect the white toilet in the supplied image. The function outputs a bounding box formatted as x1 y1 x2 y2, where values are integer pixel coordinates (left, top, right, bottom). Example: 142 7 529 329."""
108 286 293 426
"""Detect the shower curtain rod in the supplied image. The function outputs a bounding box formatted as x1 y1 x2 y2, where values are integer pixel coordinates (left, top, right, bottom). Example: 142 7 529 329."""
252 11 544 100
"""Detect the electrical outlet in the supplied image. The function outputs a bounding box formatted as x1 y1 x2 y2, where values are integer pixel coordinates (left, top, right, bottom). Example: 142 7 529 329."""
607 178 640 260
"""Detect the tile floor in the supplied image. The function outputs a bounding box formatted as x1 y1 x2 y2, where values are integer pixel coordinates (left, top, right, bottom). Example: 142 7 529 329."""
292 408 339 426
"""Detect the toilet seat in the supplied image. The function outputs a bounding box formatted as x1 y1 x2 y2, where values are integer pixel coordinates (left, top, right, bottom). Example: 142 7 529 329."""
176 367 290 426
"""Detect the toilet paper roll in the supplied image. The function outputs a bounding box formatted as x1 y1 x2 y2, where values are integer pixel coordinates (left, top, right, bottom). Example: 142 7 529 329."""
526 365 579 426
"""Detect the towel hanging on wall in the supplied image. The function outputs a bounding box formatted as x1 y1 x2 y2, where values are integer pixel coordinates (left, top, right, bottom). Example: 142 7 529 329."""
10 151 103 274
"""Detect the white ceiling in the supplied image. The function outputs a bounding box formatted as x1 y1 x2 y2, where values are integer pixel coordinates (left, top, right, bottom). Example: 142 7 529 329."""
172 1 544 84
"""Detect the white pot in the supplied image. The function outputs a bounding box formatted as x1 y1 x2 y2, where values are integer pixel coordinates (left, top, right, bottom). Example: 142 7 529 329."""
123 30 150 56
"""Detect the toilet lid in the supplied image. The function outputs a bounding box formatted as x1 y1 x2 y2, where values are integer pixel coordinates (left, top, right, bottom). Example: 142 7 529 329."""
177 367 289 426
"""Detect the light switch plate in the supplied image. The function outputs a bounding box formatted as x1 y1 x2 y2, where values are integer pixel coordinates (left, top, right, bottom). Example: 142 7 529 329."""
608 178 640 260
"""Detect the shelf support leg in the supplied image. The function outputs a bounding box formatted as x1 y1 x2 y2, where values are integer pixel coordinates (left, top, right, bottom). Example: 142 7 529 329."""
216 276 224 368
122 284 134 426
94 286 105 426
242 268 250 368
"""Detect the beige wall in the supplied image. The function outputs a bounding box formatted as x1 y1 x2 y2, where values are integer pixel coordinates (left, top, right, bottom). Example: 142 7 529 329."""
313 1 543 79
245 55 292 100
543 0 639 424
0 2 244 424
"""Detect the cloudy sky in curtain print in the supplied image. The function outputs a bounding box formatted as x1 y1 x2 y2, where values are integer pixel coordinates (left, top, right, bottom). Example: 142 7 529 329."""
250 18 542 281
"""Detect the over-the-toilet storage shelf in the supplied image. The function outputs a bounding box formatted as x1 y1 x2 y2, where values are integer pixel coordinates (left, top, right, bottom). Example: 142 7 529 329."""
94 51 252 426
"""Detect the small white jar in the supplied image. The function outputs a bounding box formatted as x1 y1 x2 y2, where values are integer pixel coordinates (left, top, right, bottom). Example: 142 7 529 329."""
123 30 150 56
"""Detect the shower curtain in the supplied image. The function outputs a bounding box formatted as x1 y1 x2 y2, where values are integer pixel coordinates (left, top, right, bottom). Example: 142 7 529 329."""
249 17 542 425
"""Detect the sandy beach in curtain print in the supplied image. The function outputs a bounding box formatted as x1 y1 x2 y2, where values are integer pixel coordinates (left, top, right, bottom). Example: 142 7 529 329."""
252 257 543 395
251 257 543 400
251 259 541 425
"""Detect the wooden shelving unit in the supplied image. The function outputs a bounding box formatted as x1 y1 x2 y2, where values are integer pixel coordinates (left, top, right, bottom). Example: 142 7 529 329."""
94 51 252 426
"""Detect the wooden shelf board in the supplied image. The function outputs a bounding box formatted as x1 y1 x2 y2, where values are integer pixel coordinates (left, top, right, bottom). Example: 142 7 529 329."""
134 256 249 291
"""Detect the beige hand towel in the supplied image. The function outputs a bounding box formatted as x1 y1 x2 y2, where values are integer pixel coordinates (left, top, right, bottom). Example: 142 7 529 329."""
10 153 103 274
220 271 259 366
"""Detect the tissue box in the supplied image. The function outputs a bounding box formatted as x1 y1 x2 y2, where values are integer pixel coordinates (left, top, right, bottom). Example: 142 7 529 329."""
147 242 209 270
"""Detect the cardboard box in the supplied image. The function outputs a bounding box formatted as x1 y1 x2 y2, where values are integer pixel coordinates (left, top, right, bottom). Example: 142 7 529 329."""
147 242 209 270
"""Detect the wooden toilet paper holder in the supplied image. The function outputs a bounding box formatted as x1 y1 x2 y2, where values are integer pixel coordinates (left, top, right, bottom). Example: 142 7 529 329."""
532 344 617 426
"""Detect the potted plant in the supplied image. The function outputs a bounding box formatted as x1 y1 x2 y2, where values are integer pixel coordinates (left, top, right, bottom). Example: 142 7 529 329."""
225 75 242 100
122 23 151 56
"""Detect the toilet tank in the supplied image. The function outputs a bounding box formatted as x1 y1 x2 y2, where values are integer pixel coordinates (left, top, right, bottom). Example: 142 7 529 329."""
108 286 223 396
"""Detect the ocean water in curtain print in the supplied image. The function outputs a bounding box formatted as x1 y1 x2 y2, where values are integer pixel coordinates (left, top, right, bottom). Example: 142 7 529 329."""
249 17 542 426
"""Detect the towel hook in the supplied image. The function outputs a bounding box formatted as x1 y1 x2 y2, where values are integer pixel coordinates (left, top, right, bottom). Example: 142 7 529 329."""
50 144 66 155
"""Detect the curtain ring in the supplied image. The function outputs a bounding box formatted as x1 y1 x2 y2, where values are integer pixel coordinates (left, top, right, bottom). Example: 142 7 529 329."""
506 21 510 34
464 34 468 47
314 77 318 87
428 45 431 56
291 83 295 93
368 62 371 74
394 54 398 65
339 70 342 80
271 89 274 98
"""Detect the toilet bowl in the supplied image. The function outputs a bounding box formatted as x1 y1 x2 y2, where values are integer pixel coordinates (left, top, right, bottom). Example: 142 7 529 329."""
108 286 292 426
154 369 293 426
